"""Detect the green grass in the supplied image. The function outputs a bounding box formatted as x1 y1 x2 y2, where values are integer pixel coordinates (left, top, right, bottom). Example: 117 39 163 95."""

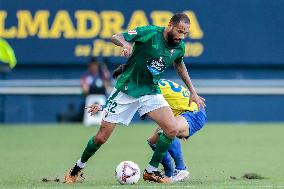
0 123 284 189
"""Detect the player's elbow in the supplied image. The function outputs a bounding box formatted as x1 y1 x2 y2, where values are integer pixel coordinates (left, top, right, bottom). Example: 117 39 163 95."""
111 34 122 44
111 34 117 41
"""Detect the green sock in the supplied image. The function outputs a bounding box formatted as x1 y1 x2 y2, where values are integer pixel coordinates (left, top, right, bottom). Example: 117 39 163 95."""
80 137 102 163
149 133 174 168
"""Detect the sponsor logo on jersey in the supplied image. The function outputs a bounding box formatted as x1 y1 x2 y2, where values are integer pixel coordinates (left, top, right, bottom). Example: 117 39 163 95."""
146 57 166 75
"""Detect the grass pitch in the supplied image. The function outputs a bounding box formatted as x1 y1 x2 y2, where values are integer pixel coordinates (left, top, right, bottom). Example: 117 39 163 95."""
0 123 284 189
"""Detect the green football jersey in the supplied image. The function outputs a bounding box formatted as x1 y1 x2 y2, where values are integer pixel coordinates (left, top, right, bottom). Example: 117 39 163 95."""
115 25 185 98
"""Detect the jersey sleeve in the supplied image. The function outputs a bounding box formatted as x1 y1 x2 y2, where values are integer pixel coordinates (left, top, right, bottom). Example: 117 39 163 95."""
174 42 185 63
122 26 158 43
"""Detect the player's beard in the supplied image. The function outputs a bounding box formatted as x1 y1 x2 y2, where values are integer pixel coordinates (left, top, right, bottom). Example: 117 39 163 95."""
167 30 181 47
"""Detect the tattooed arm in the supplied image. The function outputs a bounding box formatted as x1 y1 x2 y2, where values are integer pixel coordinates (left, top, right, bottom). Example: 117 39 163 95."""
111 34 132 57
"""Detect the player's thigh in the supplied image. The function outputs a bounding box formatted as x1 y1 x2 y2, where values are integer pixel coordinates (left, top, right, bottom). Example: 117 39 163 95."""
138 94 177 137
147 106 177 137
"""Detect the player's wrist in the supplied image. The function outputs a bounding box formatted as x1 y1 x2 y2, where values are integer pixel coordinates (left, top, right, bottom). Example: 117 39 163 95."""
122 41 131 48
187 86 197 95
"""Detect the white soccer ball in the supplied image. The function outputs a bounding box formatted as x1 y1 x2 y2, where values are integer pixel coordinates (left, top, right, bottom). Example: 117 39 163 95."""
115 161 140 185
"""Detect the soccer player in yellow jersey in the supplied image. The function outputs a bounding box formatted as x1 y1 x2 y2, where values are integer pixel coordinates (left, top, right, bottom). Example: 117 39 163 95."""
88 65 206 183
146 78 206 182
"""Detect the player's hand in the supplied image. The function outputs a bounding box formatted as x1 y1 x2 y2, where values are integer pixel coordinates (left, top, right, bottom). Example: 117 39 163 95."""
189 93 206 111
121 43 132 57
85 104 102 116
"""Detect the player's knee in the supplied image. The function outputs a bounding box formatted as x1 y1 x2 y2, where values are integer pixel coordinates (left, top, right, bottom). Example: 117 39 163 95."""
163 121 178 138
94 134 108 145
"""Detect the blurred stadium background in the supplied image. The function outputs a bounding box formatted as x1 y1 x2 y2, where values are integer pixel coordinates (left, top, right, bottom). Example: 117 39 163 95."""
0 0 284 123
0 0 284 188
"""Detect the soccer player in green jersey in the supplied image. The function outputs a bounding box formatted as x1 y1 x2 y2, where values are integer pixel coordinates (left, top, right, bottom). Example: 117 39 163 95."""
65 13 205 184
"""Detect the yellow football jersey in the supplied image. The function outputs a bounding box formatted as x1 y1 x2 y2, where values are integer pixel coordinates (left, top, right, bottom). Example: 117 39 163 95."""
158 79 198 116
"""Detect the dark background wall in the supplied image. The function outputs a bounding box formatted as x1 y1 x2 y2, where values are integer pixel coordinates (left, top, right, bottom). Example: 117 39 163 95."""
0 0 283 123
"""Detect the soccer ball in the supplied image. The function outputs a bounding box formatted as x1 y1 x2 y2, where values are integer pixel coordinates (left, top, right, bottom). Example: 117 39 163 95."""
115 161 140 185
